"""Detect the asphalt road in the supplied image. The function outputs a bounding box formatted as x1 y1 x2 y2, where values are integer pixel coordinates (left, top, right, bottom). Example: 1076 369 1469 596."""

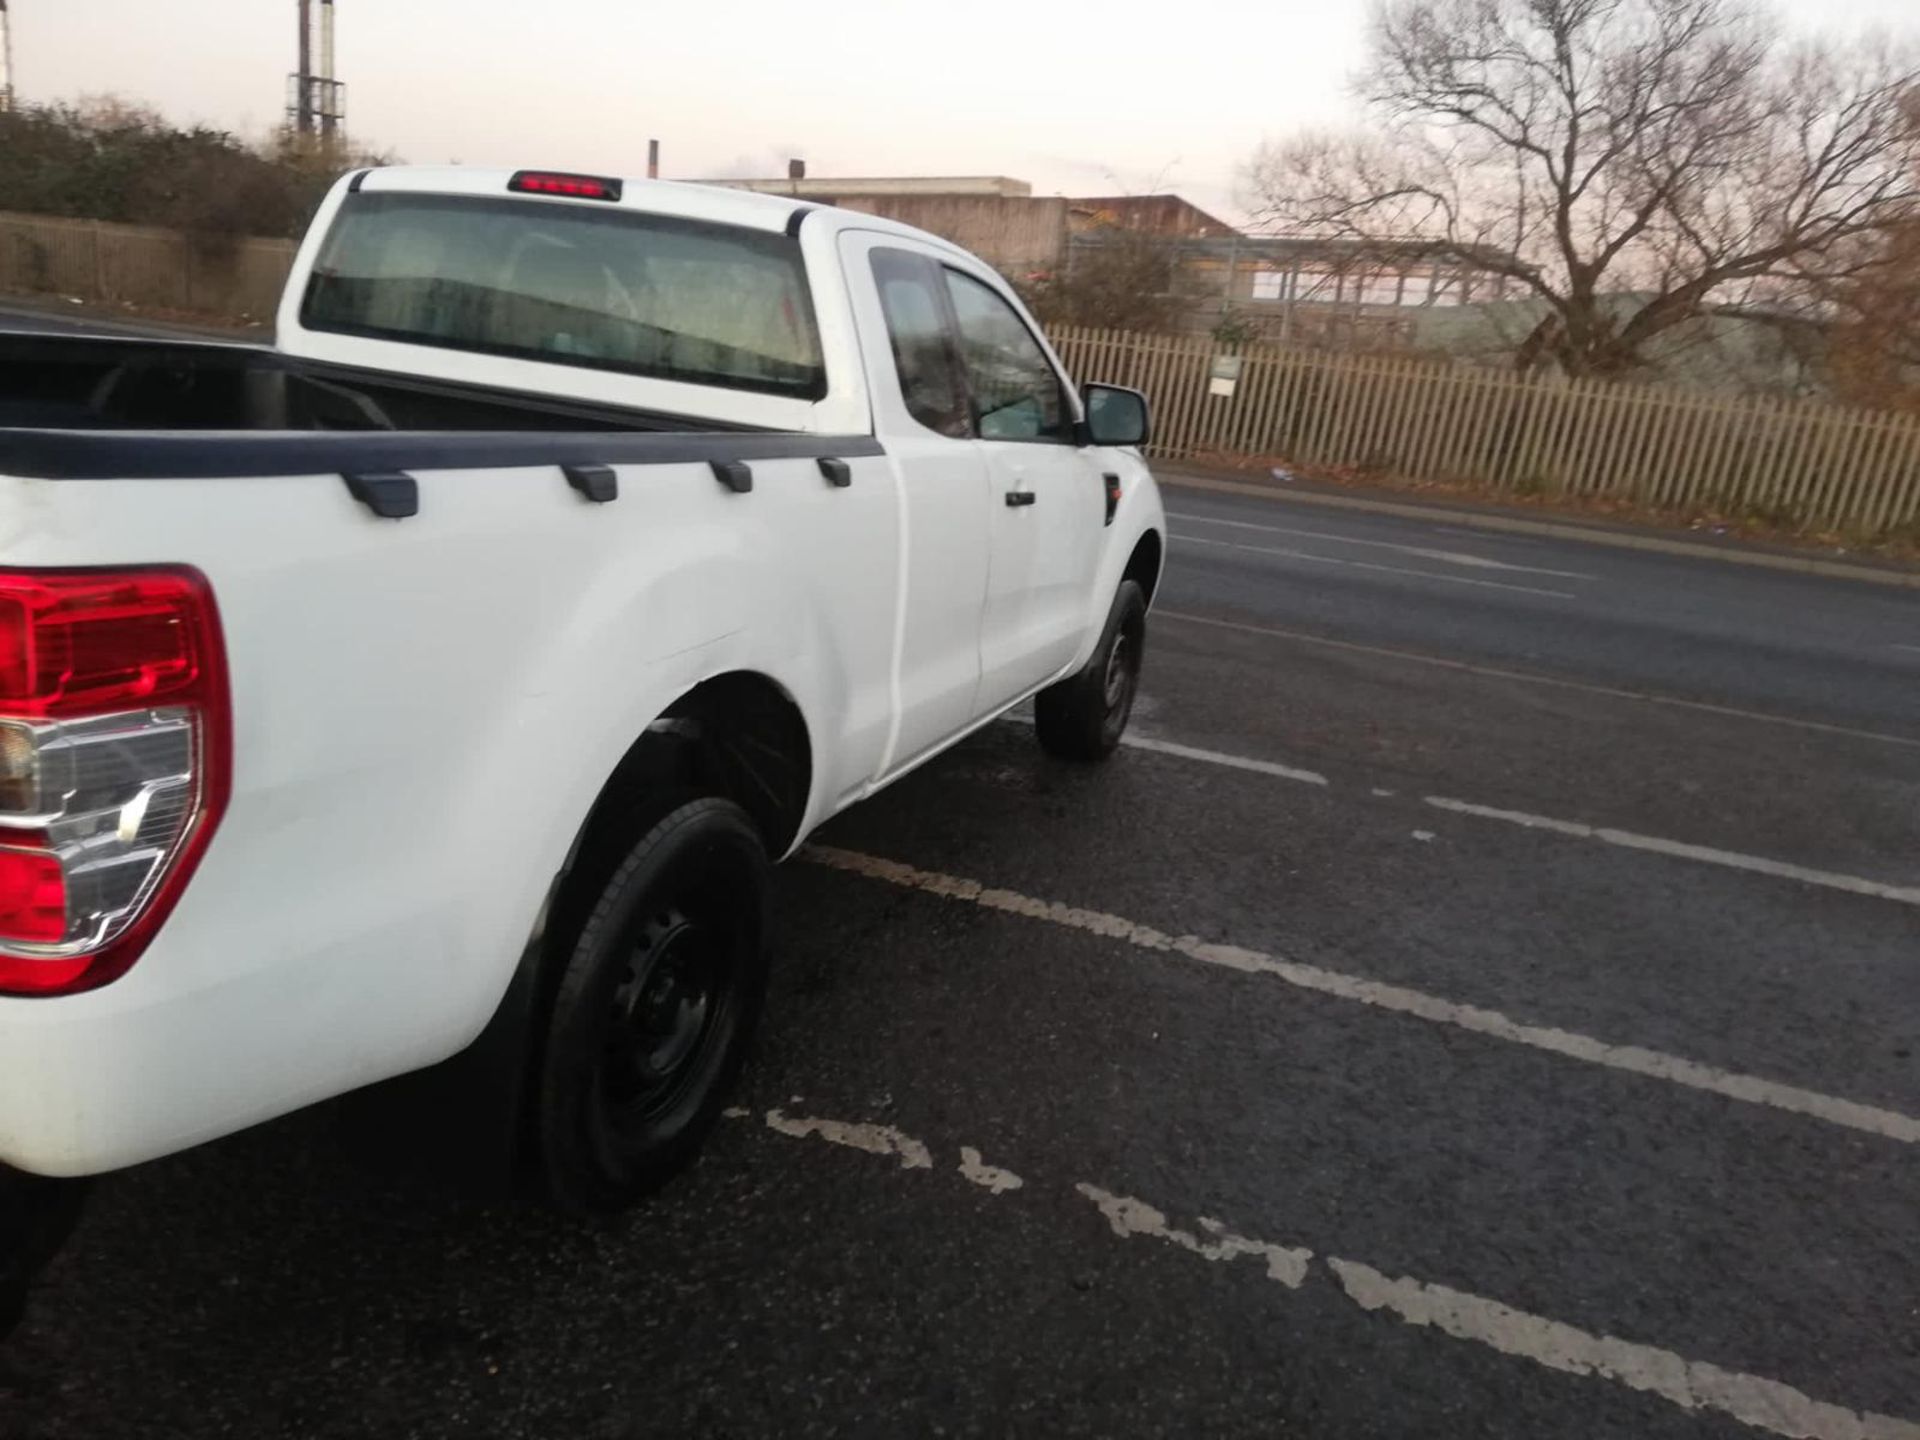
5 416 1920 1437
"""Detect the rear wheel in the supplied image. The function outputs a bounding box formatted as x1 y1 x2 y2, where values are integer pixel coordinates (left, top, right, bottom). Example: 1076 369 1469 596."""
1035 579 1148 763
0 1169 84 1341
535 797 769 1214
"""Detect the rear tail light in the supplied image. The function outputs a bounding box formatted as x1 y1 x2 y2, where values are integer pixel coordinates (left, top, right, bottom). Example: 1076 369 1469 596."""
0 569 230 996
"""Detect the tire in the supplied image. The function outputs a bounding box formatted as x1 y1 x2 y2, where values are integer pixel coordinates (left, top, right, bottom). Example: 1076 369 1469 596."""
0 1169 85 1341
1035 579 1148 763
535 797 769 1214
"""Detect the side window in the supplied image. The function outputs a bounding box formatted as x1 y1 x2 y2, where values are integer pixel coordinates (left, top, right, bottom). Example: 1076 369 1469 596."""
943 269 1069 442
869 248 970 439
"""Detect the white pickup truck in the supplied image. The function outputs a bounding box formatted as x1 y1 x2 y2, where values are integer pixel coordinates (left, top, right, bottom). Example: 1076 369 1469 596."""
0 165 1164 1326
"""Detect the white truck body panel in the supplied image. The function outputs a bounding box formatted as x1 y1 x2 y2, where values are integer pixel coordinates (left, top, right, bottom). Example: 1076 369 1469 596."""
0 167 1164 1177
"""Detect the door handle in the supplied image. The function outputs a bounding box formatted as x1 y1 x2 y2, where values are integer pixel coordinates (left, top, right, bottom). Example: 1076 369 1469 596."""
1004 490 1036 508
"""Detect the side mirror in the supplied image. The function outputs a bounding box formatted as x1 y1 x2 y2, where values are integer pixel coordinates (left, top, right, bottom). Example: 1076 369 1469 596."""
1081 383 1151 448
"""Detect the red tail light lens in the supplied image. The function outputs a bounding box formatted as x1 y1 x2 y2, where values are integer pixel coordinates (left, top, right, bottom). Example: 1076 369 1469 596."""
0 571 212 718
0 839 66 945
0 568 230 997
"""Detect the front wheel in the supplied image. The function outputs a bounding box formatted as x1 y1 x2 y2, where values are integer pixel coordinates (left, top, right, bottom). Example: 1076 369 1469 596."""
535 797 770 1214
1035 579 1147 763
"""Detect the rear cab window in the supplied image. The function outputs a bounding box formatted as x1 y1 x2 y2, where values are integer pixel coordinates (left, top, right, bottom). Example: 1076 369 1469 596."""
869 248 971 438
301 193 827 401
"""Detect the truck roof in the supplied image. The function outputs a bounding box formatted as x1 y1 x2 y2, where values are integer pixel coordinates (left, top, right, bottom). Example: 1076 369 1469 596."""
353 165 976 259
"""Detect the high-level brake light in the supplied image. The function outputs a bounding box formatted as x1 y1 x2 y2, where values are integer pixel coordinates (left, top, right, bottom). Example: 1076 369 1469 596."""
0 569 231 996
508 170 624 202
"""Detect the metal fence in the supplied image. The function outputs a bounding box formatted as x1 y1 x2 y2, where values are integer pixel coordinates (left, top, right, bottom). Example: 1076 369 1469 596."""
0 211 295 321
3 215 1914 536
1049 325 1920 537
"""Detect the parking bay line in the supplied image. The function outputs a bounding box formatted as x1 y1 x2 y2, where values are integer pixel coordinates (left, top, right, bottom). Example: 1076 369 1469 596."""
1106 719 1920 910
799 845 1920 1147
1173 535 1578 600
1000 713 1329 787
1120 733 1329 786
1425 796 1920 908
1168 509 1595 580
738 1109 1920 1440
1155 609 1920 751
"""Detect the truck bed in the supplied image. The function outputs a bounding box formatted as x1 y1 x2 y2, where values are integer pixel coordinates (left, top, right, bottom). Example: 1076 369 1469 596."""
0 331 877 482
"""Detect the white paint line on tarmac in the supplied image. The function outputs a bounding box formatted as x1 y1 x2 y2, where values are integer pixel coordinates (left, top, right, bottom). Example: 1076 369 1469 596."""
1156 609 1920 751
1078 1180 1920 1440
958 1146 1026 1194
1047 710 1919 911
1324 1257 1920 1440
1425 796 1920 908
1078 1184 1312 1287
764 1108 933 1169
1894 644 1920 655
1175 534 1578 600
1001 713 1329 786
742 1106 1920 1439
800 845 1920 1147
1169 510 1594 580
1121 733 1328 786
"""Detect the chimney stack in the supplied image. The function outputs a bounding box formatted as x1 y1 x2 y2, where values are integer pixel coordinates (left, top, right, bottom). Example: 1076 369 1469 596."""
647 139 660 180
788 158 806 182
295 0 313 134
0 0 15 115
319 0 337 142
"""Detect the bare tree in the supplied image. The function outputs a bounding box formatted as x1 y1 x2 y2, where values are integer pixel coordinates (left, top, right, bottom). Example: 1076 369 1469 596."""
1014 228 1185 333
1242 0 1920 377
1814 93 1920 407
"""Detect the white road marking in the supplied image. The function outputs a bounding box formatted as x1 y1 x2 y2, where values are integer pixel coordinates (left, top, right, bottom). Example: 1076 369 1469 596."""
1894 644 1920 655
1077 1184 1311 1287
800 846 1920 1146
747 1106 1920 1440
764 1108 933 1170
1169 510 1594 579
958 1146 1026 1195
1056 710 1920 911
1002 713 1329 786
1426 796 1920 908
1325 1259 1920 1440
1074 1181 1920 1440
1157 609 1920 751
1372 787 1396 797
1175 534 1578 600
1122 733 1328 786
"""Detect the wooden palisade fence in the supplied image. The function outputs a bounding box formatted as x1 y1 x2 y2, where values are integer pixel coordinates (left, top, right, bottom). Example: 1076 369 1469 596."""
1049 325 1920 538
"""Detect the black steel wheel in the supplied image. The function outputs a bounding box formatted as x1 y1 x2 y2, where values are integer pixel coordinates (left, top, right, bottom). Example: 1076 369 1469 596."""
1035 579 1148 762
536 796 769 1213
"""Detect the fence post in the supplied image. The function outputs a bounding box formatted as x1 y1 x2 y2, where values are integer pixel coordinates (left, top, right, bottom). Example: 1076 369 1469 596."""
90 220 105 303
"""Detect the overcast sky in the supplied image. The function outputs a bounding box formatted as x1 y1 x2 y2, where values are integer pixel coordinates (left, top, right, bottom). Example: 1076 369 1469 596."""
9 0 1917 222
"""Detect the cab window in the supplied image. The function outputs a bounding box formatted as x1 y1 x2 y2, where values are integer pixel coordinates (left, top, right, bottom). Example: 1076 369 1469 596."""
942 269 1069 442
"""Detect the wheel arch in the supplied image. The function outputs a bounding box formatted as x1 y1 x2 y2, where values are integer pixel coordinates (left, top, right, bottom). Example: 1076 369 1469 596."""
360 667 812 1194
1124 527 1164 606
